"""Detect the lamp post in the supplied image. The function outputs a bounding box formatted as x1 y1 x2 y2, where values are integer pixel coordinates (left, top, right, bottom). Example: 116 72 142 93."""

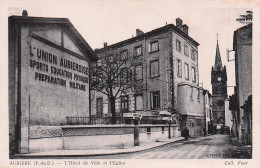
134 119 139 146
168 119 171 139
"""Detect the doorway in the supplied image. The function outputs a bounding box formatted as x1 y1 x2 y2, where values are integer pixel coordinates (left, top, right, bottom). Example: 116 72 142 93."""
96 98 103 117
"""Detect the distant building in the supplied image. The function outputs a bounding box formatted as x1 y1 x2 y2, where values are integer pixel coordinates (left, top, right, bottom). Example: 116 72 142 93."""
203 90 213 135
92 18 205 136
177 84 204 137
211 40 228 125
229 93 238 137
232 23 252 144
9 11 97 154
225 100 233 130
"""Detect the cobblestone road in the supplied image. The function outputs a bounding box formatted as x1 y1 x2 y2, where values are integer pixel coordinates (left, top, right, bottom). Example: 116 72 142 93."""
88 134 249 159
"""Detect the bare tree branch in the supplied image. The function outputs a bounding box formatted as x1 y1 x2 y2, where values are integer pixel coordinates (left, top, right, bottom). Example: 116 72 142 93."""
90 49 142 123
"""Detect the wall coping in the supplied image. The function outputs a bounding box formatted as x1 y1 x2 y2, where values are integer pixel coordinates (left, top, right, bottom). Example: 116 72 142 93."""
61 125 135 129
61 124 176 129
180 114 205 117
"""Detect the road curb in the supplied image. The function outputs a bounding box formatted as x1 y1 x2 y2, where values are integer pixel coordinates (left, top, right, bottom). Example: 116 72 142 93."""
13 137 185 158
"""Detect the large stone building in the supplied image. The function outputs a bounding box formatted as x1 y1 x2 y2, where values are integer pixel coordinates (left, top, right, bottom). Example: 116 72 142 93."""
91 18 205 135
9 11 97 154
211 40 228 125
232 23 252 144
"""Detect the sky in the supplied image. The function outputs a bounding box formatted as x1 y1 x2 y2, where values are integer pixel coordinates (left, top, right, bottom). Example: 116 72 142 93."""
3 0 256 95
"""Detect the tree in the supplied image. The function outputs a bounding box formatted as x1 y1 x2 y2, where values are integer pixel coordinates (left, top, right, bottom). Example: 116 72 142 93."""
90 49 143 124
236 11 253 24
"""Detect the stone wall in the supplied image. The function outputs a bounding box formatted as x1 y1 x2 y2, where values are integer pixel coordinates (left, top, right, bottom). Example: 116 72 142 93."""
28 125 180 152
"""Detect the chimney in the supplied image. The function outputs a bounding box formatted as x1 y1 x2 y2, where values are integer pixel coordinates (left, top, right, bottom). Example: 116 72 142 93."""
103 42 107 48
136 29 144 36
176 18 183 31
22 10 28 17
183 24 189 35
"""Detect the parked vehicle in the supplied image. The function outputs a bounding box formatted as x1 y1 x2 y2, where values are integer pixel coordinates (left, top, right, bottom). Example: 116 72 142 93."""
212 124 223 134
220 126 230 135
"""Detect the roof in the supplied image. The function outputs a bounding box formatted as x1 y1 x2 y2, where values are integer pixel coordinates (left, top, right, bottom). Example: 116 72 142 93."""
213 39 223 70
203 89 212 97
177 82 202 89
233 23 252 50
236 23 252 31
9 15 98 62
95 24 200 52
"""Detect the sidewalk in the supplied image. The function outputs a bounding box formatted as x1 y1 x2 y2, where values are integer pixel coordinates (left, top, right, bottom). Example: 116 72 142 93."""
229 136 252 159
14 137 184 158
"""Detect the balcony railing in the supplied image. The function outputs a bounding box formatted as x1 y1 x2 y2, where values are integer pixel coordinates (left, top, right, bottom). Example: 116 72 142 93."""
66 116 90 125
66 116 124 125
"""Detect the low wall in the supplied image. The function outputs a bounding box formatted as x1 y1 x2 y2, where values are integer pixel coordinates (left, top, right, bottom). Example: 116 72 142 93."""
29 125 180 153
62 125 135 150
139 125 180 145
29 137 63 153
63 134 134 150
29 126 63 153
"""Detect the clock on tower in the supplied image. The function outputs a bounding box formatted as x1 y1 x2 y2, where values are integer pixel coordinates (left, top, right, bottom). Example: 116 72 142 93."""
211 39 227 125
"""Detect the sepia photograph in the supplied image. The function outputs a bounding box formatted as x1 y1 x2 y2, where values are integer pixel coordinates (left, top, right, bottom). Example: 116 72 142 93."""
1 0 260 167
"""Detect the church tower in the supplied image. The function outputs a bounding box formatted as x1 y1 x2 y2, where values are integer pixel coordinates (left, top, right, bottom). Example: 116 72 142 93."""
211 38 227 125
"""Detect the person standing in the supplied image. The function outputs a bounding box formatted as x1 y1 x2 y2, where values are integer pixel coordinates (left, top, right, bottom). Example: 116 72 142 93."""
183 127 190 140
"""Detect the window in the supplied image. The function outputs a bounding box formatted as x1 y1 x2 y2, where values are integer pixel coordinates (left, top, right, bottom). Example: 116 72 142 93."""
191 67 196 83
190 86 193 100
184 44 189 56
184 63 189 80
135 64 143 81
195 119 201 126
151 91 160 109
150 41 159 52
135 46 142 56
135 94 144 111
150 60 159 78
191 49 196 60
197 89 200 101
177 59 182 77
120 50 128 61
176 40 181 52
147 127 151 133
121 95 129 113
120 68 128 83
106 54 114 63
96 98 103 117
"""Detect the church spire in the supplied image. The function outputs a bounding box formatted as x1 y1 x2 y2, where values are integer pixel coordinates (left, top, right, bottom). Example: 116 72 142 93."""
214 35 223 70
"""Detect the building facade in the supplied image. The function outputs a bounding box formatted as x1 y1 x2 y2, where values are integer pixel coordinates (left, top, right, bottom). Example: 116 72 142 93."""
9 11 97 154
91 18 205 135
232 23 252 144
211 40 228 125
203 90 213 135
177 84 204 137
225 99 233 130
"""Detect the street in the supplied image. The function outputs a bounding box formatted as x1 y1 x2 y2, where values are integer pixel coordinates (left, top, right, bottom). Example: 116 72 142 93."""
79 134 250 159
